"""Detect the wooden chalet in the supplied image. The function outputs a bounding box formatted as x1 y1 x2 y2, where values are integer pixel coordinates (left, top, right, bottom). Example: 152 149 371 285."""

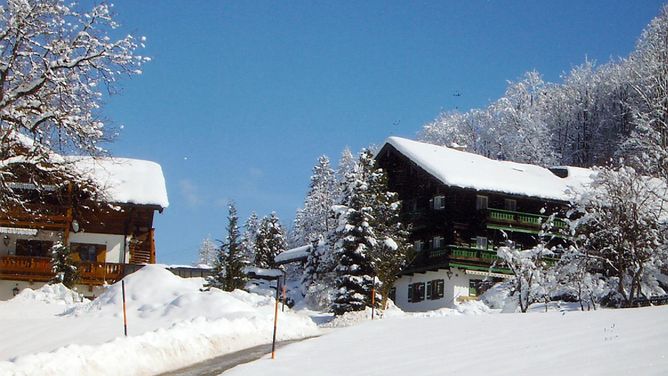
375 137 592 311
0 156 169 300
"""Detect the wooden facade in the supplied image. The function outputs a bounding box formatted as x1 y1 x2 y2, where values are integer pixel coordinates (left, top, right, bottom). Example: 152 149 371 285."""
0 169 164 297
375 141 573 310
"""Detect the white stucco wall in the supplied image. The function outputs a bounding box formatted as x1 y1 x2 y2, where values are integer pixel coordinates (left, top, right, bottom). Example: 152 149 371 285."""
67 232 127 263
393 268 479 312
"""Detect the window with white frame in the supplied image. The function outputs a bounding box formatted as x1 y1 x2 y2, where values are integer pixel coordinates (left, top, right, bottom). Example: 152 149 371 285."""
475 236 488 250
476 195 488 210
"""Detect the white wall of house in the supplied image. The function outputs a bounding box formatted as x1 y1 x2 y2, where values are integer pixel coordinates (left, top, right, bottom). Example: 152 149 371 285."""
68 232 127 263
393 268 478 312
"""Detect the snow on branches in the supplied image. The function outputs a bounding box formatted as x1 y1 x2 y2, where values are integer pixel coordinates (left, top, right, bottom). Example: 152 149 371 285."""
0 0 148 209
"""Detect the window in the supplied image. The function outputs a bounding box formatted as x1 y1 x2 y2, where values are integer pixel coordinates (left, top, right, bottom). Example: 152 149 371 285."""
414 240 424 252
389 287 396 302
504 198 517 211
475 236 488 250
70 243 106 263
409 282 426 302
432 195 446 210
15 240 53 257
432 236 444 250
428 279 445 300
476 195 488 210
426 281 433 300
469 279 483 297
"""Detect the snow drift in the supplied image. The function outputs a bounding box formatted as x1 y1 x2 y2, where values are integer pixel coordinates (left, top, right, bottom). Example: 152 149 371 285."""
0 265 318 376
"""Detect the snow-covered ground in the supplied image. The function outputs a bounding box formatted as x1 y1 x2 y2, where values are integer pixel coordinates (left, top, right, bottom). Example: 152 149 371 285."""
0 265 318 376
226 304 668 376
3 266 667 376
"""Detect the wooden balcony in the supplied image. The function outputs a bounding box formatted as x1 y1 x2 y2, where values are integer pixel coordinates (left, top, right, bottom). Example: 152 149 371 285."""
487 208 568 234
0 256 126 285
427 245 499 262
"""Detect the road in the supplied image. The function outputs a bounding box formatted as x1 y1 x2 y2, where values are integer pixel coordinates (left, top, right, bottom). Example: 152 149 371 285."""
158 338 316 376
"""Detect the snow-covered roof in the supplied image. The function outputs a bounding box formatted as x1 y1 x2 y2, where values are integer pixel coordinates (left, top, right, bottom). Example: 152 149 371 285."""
275 245 310 265
384 137 593 201
70 157 169 209
243 267 283 279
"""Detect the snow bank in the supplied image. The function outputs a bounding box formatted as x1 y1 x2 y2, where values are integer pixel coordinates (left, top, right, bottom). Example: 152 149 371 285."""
0 265 318 376
13 283 85 306
226 305 668 376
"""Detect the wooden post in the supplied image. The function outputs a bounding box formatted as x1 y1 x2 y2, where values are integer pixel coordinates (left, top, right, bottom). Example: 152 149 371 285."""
121 280 128 337
281 283 287 312
63 182 73 245
271 278 280 359
371 286 375 320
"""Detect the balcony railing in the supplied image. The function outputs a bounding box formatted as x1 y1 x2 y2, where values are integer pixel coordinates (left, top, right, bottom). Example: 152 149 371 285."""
488 208 568 231
428 245 501 262
0 256 126 285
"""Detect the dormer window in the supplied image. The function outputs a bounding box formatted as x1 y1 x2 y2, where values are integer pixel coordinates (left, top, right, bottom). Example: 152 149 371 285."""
431 195 445 210
476 195 488 210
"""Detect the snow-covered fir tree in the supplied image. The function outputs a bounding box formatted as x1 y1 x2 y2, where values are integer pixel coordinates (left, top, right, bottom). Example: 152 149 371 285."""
205 203 248 291
336 147 357 199
296 156 338 294
331 150 381 315
205 242 225 290
0 0 149 212
196 235 217 267
50 242 78 289
368 177 413 309
254 213 286 269
222 203 247 291
240 212 259 265
300 156 337 243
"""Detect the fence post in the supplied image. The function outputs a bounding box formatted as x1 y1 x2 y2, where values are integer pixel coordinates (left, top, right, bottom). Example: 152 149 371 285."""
121 280 128 337
271 277 280 359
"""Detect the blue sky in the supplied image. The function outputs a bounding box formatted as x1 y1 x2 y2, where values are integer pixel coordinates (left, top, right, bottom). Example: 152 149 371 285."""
103 1 665 264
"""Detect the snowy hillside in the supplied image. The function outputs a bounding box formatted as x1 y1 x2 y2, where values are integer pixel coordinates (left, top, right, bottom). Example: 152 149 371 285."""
0 265 318 376
226 305 668 376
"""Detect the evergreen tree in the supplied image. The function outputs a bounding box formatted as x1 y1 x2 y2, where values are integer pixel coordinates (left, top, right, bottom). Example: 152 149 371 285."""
222 202 247 291
369 183 413 308
196 235 217 267
332 150 378 315
205 242 226 290
301 156 337 242
49 242 78 289
331 150 413 314
297 156 338 294
240 212 259 265
254 212 286 269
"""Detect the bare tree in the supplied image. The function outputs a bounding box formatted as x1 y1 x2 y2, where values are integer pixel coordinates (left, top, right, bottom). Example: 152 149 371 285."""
0 0 148 211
